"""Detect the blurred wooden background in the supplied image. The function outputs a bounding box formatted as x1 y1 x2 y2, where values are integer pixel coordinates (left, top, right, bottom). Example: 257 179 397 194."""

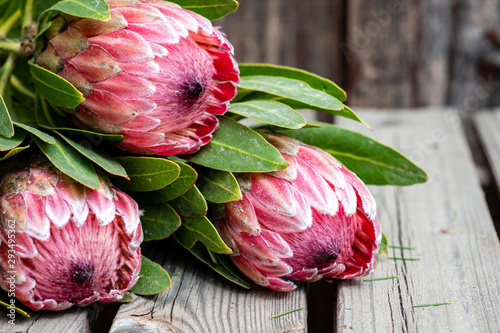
216 0 500 110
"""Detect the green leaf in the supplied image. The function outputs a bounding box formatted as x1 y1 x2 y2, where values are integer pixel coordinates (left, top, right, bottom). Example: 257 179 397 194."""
111 157 180 192
118 293 133 303
141 203 181 241
0 146 30 161
29 63 84 108
179 242 253 289
229 100 306 129
196 167 241 203
43 0 110 21
135 161 197 204
187 116 287 172
130 256 171 295
378 232 388 255
0 129 25 151
239 63 347 102
55 131 128 178
170 0 238 20
279 122 428 185
32 135 100 189
169 185 207 217
178 216 232 254
14 122 55 143
238 75 344 111
0 96 14 138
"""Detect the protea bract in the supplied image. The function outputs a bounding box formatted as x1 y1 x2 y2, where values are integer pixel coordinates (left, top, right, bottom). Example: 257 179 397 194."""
36 0 239 155
0 156 143 310
212 135 381 291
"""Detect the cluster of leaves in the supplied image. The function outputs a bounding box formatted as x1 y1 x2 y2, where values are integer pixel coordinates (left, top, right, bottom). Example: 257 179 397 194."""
0 0 427 306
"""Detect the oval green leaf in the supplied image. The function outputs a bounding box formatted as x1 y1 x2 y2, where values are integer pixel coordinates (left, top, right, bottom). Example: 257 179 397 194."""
170 0 238 20
141 203 181 241
0 96 14 138
196 167 241 203
130 256 171 295
14 122 55 144
238 75 344 111
169 185 207 217
0 146 30 162
32 135 100 189
239 63 347 102
179 216 232 254
55 131 128 178
229 100 306 129
187 116 287 172
111 157 180 192
0 129 25 151
180 242 253 289
279 122 428 186
136 161 197 204
44 0 110 21
29 63 84 109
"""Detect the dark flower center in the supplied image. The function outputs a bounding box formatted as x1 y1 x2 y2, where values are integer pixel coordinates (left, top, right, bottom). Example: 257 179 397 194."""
70 260 95 286
179 78 206 110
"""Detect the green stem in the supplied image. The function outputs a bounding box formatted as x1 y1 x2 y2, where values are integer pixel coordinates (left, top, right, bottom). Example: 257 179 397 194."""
10 75 35 99
0 54 15 95
22 0 34 31
0 9 21 37
0 40 22 55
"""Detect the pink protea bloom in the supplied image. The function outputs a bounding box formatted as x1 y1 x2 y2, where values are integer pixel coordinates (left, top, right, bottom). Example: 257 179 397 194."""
36 0 239 155
213 134 382 292
0 156 143 310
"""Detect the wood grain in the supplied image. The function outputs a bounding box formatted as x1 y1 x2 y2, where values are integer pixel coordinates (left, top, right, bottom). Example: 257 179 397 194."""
2 306 96 333
109 241 307 333
335 108 500 332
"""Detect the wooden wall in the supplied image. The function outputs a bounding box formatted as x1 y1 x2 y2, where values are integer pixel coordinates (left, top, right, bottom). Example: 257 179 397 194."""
216 0 500 111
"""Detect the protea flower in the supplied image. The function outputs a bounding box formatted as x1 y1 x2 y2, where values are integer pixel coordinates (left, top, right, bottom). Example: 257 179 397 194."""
36 0 239 155
212 134 381 292
0 155 143 310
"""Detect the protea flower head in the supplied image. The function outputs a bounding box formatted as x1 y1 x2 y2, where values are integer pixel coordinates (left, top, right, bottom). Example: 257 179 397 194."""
212 134 381 292
0 155 143 310
36 0 239 155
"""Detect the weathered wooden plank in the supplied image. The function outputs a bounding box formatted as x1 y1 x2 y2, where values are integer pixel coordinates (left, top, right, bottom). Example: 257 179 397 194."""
2 306 96 333
343 1 420 107
215 0 345 81
474 109 500 189
336 108 500 332
109 242 307 332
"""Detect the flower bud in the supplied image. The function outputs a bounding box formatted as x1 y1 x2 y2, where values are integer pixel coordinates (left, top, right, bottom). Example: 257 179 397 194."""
0 155 143 310
213 134 381 291
37 0 239 155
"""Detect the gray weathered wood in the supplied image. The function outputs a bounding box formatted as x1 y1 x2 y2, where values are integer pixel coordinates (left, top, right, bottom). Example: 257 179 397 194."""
2 306 96 333
474 109 500 189
109 243 307 333
335 108 500 332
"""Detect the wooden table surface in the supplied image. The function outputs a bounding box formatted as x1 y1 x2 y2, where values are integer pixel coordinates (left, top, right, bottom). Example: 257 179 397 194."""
2 108 500 333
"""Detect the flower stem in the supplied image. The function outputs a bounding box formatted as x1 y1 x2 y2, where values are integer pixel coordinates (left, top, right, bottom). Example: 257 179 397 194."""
0 40 22 55
22 0 34 31
10 74 35 99
0 9 21 37
0 54 15 96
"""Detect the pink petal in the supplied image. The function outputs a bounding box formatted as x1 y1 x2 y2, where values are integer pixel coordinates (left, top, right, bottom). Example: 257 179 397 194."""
266 277 297 292
45 192 71 228
23 192 51 241
71 11 128 38
88 29 154 63
225 195 261 235
82 90 138 125
127 23 180 44
85 185 116 226
113 189 141 235
92 72 156 100
69 45 122 83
